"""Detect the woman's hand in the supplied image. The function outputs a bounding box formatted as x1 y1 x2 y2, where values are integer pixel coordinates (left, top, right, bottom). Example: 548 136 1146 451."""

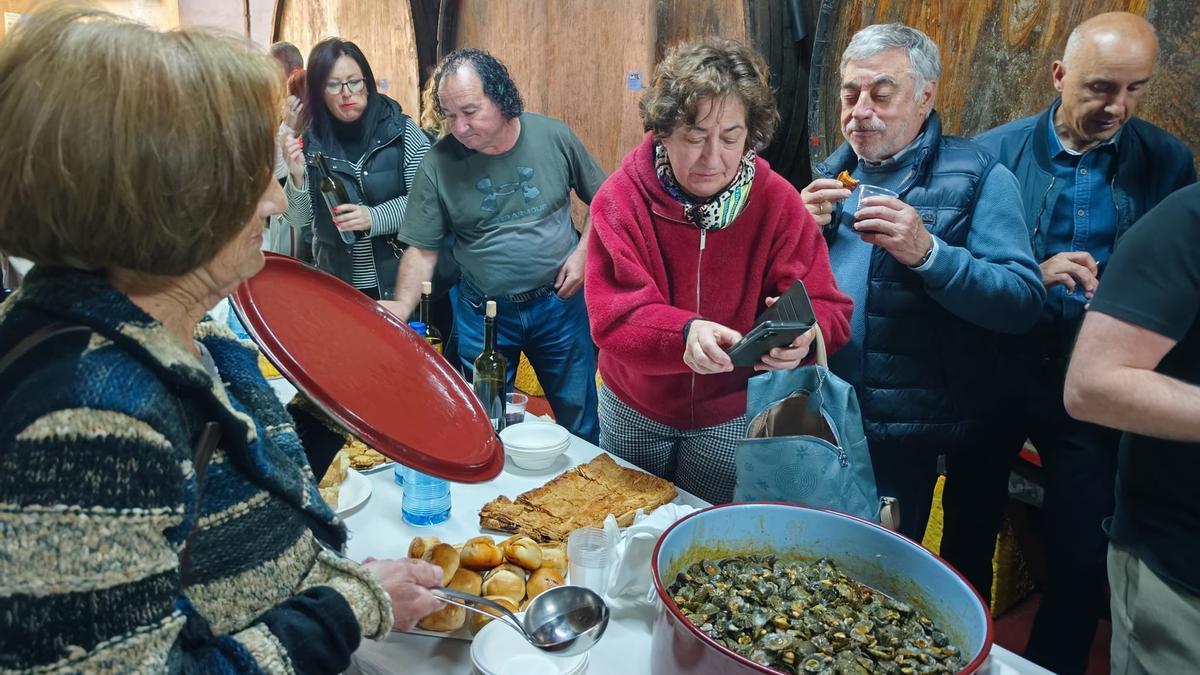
753 296 817 371
333 204 373 232
755 327 816 372
362 557 444 631
683 319 742 374
282 131 305 189
285 95 304 132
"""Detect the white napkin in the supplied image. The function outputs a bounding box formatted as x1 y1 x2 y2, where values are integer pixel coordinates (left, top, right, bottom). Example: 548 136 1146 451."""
601 503 697 611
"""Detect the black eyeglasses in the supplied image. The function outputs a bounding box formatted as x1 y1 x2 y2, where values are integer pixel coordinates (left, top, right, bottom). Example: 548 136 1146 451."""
325 78 365 95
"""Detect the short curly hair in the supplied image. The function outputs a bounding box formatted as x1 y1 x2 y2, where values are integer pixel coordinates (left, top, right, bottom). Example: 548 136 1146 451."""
0 6 280 275
433 48 524 120
640 38 779 151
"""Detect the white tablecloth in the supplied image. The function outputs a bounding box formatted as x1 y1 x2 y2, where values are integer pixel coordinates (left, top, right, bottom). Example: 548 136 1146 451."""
267 379 1052 674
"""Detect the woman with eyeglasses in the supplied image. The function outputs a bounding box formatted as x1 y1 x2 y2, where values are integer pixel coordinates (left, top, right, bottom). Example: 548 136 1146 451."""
284 38 429 300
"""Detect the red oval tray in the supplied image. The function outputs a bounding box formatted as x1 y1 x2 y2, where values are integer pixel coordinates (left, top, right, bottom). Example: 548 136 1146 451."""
231 253 503 482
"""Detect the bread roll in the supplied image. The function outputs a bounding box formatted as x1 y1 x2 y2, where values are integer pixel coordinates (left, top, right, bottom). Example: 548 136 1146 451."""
539 543 567 575
504 536 543 570
467 595 520 635
485 562 526 581
449 567 483 596
408 536 441 560
526 566 565 601
425 543 460 586
416 568 481 632
480 568 525 605
460 536 504 570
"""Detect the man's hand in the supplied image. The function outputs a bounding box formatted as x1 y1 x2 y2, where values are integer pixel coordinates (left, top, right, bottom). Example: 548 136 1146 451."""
361 557 444 632
1041 251 1099 297
683 319 742 374
800 178 852 227
555 245 586 299
333 204 373 233
853 196 934 267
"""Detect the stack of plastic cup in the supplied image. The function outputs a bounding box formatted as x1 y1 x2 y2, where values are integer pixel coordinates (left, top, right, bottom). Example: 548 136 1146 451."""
402 470 451 526
566 526 611 594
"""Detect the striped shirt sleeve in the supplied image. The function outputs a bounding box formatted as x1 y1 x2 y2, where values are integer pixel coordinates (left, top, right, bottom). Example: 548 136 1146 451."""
368 118 430 237
286 172 314 230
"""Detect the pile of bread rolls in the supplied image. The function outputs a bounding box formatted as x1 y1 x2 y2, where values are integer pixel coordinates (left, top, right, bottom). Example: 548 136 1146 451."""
409 534 568 634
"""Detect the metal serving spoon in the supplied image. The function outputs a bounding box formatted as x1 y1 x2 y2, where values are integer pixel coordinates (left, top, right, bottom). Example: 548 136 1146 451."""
433 584 610 657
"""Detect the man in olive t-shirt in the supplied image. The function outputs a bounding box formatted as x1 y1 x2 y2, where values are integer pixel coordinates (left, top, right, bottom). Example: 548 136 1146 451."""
383 49 605 443
1064 182 1200 674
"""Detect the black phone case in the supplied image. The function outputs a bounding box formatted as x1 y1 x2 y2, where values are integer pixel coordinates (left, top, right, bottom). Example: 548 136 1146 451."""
726 281 816 367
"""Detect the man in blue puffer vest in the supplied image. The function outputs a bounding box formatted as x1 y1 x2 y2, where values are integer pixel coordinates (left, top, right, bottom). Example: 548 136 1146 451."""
945 12 1196 675
800 24 1045 544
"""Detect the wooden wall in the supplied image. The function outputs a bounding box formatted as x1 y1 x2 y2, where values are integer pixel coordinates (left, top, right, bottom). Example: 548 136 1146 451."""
275 0 421 116
808 0 1200 173
0 0 181 34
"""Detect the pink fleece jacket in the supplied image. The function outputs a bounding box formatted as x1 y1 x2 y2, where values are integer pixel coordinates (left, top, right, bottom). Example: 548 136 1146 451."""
586 133 853 429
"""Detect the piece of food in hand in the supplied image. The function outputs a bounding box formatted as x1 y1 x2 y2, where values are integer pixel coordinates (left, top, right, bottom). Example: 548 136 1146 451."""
408 536 441 560
460 536 504 570
836 170 859 190
503 536 543 570
480 567 526 605
526 566 565 601
468 595 520 635
424 543 461 586
538 543 568 575
417 568 480 632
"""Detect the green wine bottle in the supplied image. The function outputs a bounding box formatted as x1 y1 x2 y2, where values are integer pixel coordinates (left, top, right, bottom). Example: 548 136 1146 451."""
472 300 506 432
420 281 444 353
314 152 356 245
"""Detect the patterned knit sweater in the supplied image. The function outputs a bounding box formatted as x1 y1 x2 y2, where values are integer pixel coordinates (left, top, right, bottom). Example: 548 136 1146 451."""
0 268 392 673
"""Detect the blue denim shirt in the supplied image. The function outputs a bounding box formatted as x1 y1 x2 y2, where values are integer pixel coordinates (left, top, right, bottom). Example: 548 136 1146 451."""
1042 102 1120 323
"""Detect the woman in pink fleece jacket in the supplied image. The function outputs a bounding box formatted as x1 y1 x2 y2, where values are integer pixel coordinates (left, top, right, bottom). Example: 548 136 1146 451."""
585 39 853 504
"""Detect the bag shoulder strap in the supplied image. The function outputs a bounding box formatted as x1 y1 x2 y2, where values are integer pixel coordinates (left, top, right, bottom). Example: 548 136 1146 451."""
0 322 90 375
0 320 220 579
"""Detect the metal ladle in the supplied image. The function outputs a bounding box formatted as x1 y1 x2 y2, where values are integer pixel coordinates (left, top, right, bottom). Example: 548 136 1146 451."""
433 584 610 657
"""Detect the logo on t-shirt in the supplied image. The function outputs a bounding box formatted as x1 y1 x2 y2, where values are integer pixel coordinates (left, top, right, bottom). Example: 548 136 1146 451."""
475 166 541 213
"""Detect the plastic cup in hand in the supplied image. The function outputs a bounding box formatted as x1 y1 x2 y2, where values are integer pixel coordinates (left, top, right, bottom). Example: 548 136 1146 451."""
402 470 451 526
857 184 899 206
567 527 611 594
505 392 529 427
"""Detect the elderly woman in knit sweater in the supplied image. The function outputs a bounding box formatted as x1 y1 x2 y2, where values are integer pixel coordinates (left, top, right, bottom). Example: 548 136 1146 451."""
0 8 441 673
585 39 853 505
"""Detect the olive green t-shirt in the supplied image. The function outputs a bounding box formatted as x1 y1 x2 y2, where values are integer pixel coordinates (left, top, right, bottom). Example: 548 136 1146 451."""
398 113 606 295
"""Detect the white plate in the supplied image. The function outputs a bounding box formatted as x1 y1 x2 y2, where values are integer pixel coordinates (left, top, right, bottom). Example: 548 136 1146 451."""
471 612 588 675
337 469 372 515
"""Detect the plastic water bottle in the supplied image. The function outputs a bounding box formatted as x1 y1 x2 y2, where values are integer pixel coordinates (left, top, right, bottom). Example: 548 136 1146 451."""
393 463 408 487
402 469 451 526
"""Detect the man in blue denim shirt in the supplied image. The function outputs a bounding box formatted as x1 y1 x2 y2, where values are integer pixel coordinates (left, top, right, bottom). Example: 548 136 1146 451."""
954 13 1196 675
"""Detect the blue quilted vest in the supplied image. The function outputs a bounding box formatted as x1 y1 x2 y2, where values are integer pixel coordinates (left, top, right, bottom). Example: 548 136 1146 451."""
817 112 1001 447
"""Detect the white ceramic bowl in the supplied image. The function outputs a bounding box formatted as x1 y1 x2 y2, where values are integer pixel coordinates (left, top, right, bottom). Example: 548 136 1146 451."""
500 422 571 471
471 611 588 675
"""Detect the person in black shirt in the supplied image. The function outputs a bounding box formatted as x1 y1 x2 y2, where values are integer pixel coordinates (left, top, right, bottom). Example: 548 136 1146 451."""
1064 182 1200 675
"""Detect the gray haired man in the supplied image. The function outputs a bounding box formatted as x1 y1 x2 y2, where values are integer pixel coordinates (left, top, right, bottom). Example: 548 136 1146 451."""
799 24 1044 541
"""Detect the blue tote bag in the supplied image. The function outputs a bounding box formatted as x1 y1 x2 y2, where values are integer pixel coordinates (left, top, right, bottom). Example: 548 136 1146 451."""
733 325 883 523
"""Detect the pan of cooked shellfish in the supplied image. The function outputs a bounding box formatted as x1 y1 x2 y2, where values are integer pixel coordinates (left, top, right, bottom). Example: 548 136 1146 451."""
650 503 992 674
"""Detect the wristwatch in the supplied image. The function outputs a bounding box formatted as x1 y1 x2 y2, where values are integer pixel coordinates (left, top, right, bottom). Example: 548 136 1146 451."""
909 241 935 269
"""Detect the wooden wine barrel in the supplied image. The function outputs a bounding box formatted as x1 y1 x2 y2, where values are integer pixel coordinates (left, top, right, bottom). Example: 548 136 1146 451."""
274 0 421 117
807 0 1200 175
